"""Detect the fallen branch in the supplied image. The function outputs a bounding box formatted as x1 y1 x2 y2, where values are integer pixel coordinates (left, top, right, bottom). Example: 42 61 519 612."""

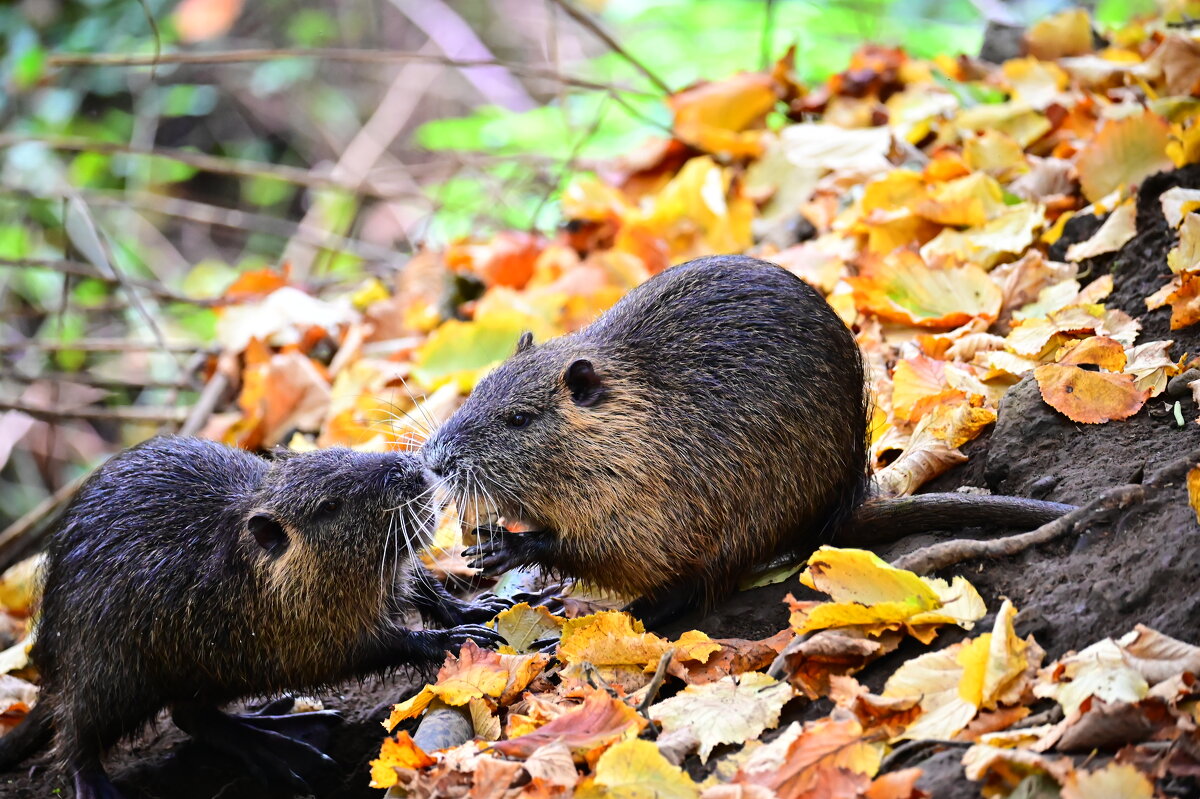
178 353 237 437
0 400 189 425
0 370 191 391
44 49 646 95
0 471 90 572
0 338 205 353
0 257 216 305
892 446 1200 575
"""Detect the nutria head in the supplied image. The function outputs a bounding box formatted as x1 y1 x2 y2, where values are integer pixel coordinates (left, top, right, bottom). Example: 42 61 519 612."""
422 332 677 592
245 448 436 604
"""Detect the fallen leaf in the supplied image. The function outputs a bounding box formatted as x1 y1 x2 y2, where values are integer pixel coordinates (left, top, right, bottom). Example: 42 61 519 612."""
649 672 794 763
491 688 647 760
732 716 883 798
370 731 435 789
670 73 778 158
1168 213 1200 274
1075 111 1173 203
1065 201 1138 261
575 738 700 799
489 602 565 654
1034 363 1150 424
1026 8 1094 60
1189 465 1200 525
850 252 1002 328
1061 762 1154 799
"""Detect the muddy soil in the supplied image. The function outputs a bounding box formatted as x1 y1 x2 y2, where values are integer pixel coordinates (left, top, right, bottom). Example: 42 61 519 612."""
3 166 1199 799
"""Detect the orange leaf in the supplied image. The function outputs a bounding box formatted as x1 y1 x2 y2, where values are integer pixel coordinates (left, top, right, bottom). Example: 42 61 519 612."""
891 356 963 424
369 731 434 789
1146 272 1200 329
1034 363 1150 423
222 264 290 302
864 768 925 799
174 0 244 42
733 716 881 798
490 689 647 760
1026 8 1094 60
670 73 778 158
1075 111 1172 203
1187 465 1200 525
433 640 510 705
447 232 543 290
1057 336 1127 370
849 252 1001 328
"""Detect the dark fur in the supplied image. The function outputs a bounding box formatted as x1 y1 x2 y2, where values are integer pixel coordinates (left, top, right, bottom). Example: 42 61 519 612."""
423 255 870 603
0 437 495 795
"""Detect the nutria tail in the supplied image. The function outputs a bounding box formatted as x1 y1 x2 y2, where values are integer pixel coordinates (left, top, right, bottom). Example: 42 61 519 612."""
0 701 53 770
847 493 1076 546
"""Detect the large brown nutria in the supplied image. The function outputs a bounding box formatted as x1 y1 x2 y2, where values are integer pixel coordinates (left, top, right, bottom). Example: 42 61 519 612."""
422 254 1073 623
0 436 505 799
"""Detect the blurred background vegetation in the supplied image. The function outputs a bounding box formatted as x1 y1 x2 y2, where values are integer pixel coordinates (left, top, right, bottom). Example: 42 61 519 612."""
0 0 1160 527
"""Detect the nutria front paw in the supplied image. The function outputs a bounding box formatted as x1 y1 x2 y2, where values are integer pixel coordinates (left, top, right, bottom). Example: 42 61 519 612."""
463 527 555 576
456 592 514 623
441 623 507 652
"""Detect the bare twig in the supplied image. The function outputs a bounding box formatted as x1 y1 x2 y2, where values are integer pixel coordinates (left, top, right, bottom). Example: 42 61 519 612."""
892 447 1200 575
637 648 675 718
0 134 402 200
44 49 646 95
0 370 191 391
0 338 205 354
0 471 90 571
178 353 237 437
0 257 217 305
0 400 189 425
547 0 672 95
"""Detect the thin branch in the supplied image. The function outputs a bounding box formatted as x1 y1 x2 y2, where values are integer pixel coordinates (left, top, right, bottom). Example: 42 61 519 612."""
0 400 190 425
178 353 237 437
547 0 672 95
0 134 403 200
0 257 218 305
891 447 1200 575
0 338 205 354
0 471 90 571
44 49 648 96
0 370 192 391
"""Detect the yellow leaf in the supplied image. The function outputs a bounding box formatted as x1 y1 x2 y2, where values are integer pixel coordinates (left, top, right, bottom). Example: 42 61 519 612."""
1002 57 1069 108
558 611 670 670
669 73 778 158
1026 8 1094 59
956 103 1052 148
384 686 436 731
412 311 541 392
1033 638 1149 716
488 602 565 654
920 203 1044 269
917 172 1008 227
576 739 700 799
963 130 1029 180
883 642 978 740
1062 763 1155 799
1076 111 1173 203
800 548 940 608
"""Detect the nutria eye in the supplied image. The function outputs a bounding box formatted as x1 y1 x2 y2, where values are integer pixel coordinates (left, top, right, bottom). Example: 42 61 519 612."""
506 411 532 429
316 499 339 517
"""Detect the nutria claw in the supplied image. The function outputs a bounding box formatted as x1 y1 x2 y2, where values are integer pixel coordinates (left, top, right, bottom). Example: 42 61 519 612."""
442 623 507 651
463 528 555 576
456 592 514 623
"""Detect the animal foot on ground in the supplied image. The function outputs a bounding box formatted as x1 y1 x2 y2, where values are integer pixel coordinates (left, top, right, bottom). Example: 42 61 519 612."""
443 623 507 651
456 592 514 623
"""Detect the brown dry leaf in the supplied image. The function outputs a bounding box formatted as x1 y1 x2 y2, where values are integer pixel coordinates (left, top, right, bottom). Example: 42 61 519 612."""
499 652 553 706
1075 111 1173 203
778 629 895 699
890 356 962 423
1169 213 1200 274
490 688 647 760
829 676 921 738
919 203 1044 270
669 630 792 684
864 768 926 799
961 744 1074 793
873 401 996 496
231 352 331 449
731 715 883 798
1147 272 1200 329
575 739 700 799
648 672 794 763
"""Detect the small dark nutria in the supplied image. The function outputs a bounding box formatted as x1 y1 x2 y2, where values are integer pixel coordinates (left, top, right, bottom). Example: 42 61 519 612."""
0 436 505 799
422 254 1074 623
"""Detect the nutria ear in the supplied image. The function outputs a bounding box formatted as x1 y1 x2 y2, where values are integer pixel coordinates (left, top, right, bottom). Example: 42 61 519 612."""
516 331 534 353
565 359 603 407
247 512 288 555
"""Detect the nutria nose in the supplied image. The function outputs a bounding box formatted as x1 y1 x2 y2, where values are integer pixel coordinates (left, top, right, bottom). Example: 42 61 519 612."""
422 445 455 479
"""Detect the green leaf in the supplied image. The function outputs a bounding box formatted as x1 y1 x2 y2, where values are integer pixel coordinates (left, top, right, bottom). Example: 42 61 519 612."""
13 45 45 89
412 313 535 392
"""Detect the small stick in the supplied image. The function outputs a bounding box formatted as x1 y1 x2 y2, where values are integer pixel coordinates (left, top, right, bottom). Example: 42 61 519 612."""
0 471 90 570
547 0 672 95
178 354 236 437
0 338 205 354
0 257 217 305
637 648 675 717
0 400 188 425
892 446 1200 575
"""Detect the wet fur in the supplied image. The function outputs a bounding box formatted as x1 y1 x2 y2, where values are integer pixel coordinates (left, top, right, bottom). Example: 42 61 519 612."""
424 255 870 603
2 437 467 785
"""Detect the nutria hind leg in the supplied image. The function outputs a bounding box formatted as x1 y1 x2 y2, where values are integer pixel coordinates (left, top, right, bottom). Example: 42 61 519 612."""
235 696 343 752
72 766 124 799
171 702 338 793
624 584 705 632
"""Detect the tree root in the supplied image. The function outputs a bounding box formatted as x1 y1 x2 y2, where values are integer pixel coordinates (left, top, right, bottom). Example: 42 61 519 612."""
892 446 1200 575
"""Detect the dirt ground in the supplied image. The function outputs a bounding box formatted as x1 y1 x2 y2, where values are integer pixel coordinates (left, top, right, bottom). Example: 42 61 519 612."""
3 166 1200 798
